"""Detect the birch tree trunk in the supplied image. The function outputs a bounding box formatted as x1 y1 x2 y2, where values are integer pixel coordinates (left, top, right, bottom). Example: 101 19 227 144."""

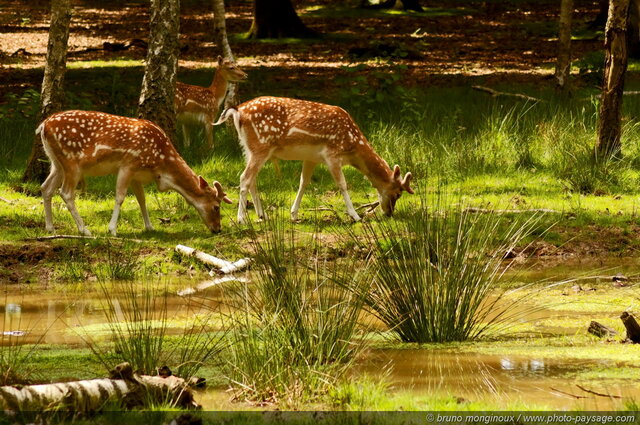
0 363 199 412
555 0 573 92
22 0 71 184
138 0 180 142
213 0 237 108
597 0 630 158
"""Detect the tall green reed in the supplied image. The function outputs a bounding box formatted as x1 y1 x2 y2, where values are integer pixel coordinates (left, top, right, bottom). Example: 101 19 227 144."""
224 211 371 406
349 194 541 343
87 280 224 380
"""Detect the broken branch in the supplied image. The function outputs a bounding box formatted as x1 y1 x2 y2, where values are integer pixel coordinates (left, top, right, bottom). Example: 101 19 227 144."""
175 245 251 274
472 85 544 102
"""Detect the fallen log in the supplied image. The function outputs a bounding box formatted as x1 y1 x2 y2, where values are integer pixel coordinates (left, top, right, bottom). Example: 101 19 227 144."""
472 85 544 102
587 321 617 338
0 362 199 413
175 245 250 274
620 312 640 343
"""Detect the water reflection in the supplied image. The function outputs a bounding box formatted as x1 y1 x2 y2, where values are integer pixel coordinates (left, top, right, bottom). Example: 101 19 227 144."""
356 349 630 409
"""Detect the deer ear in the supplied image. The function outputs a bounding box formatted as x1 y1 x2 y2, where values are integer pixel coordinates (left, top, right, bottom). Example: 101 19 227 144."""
393 164 401 180
217 55 224 65
402 172 415 194
213 181 233 204
198 176 209 189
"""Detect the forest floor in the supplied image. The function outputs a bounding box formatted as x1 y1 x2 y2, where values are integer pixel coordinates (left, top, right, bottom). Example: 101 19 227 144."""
0 0 605 95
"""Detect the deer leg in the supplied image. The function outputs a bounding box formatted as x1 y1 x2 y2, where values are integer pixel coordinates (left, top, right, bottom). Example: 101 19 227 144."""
204 123 214 149
290 161 317 221
130 180 153 232
42 164 63 233
108 169 133 236
238 156 267 224
327 161 361 222
59 170 91 236
181 123 191 148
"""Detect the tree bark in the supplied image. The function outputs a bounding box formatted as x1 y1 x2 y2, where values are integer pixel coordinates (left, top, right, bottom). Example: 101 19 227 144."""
138 0 180 142
628 0 640 57
361 0 423 12
596 0 630 158
247 0 316 39
0 363 199 412
213 0 238 108
22 0 71 184
620 311 640 343
556 0 573 92
587 320 617 337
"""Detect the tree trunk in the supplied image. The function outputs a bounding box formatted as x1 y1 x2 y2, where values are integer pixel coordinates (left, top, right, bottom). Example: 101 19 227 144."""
620 311 640 342
213 0 238 108
138 0 180 142
587 320 617 337
247 0 316 39
556 0 573 92
0 363 199 412
628 0 640 57
596 0 630 158
361 0 423 12
22 0 71 184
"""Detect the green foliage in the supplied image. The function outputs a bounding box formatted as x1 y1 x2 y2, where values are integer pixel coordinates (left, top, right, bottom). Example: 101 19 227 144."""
94 241 142 281
349 194 540 343
224 211 371 406
88 280 224 380
0 88 40 120
328 375 390 410
337 63 420 121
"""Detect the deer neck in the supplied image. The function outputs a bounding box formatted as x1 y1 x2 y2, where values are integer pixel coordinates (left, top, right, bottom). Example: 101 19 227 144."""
352 145 394 192
209 70 230 110
157 158 205 206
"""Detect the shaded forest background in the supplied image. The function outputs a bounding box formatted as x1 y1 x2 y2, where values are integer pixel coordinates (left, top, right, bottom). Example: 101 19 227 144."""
0 0 611 104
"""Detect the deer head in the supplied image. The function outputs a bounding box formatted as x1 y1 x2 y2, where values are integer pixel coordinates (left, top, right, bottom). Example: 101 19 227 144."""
379 165 414 217
195 176 233 233
218 56 247 83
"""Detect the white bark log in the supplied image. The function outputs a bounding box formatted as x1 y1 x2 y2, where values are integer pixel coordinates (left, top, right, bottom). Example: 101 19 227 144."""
0 363 198 412
175 244 251 274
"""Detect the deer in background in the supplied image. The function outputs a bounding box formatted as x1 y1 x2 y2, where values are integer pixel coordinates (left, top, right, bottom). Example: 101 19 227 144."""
214 96 414 223
39 110 232 236
175 56 247 148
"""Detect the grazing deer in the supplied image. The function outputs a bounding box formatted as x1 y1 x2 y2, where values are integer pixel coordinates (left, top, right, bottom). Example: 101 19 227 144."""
214 96 414 223
175 56 247 148
38 110 232 236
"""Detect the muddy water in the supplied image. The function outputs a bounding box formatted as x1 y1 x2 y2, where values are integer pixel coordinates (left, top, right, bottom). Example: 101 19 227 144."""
0 280 229 345
356 349 638 410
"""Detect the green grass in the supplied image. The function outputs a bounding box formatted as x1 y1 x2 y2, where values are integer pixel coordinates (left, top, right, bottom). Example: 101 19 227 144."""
222 212 371 407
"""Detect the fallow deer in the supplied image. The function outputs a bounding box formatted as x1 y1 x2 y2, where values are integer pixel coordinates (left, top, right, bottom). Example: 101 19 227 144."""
214 96 414 223
38 110 232 236
175 56 247 148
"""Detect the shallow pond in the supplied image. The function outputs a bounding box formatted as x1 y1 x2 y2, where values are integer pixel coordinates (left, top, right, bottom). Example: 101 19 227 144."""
1 259 639 410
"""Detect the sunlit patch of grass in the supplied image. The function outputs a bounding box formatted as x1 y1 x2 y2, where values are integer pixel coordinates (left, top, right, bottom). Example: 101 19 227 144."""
302 4 475 19
67 59 144 69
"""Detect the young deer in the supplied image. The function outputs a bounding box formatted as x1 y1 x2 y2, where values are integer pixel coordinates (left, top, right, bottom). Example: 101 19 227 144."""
39 110 232 236
215 96 414 223
175 56 247 148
